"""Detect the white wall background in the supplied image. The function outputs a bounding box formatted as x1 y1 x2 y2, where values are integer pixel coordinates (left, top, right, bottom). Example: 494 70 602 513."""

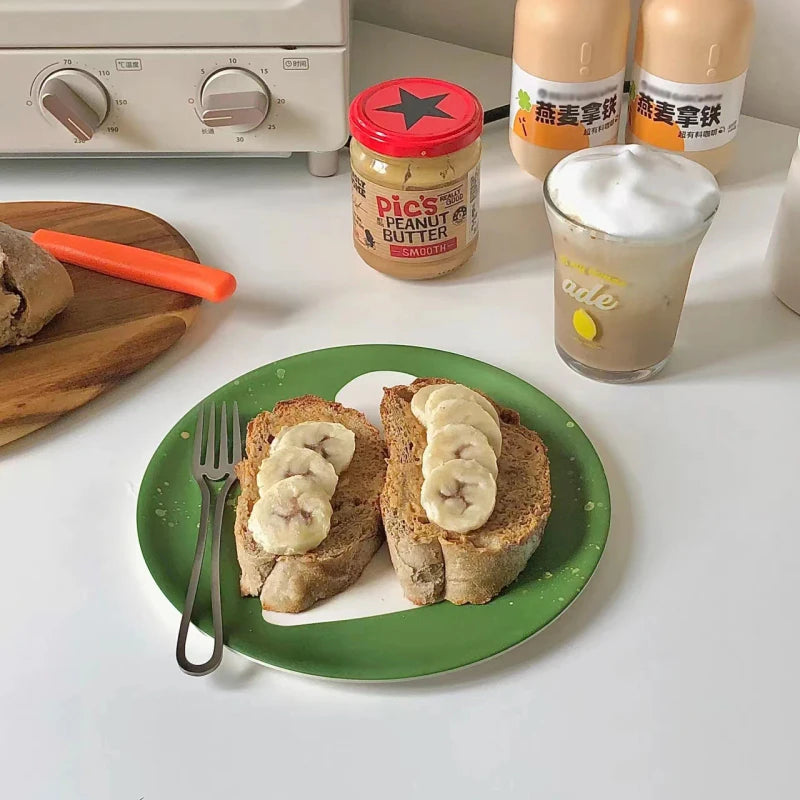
354 0 800 128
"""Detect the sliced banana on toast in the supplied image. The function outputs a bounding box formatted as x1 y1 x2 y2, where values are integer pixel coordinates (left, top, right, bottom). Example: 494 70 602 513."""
257 445 338 498
427 398 502 457
421 459 497 534
423 384 500 427
271 421 356 475
411 382 500 428
410 384 440 424
422 423 498 480
248 476 333 555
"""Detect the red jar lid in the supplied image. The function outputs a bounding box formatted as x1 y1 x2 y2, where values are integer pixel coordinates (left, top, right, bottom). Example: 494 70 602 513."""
349 77 483 159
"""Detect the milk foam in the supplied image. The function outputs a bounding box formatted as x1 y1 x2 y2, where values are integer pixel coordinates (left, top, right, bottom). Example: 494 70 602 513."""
546 145 720 239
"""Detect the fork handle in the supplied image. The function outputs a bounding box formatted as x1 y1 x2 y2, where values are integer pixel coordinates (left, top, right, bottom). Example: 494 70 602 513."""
176 479 219 676
176 476 236 676
206 475 237 668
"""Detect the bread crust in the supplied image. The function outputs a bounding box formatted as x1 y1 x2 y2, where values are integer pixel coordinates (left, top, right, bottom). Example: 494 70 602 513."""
233 395 387 613
380 378 551 605
0 223 73 347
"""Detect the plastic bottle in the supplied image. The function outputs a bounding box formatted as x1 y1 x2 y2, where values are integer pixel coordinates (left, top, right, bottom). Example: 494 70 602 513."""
627 0 755 175
509 0 631 181
766 134 800 315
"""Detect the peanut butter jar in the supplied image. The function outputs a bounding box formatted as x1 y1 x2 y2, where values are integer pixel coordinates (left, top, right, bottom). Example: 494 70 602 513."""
349 77 483 280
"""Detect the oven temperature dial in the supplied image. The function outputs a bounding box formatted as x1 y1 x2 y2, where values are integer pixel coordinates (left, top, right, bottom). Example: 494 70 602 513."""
38 69 109 142
199 68 270 132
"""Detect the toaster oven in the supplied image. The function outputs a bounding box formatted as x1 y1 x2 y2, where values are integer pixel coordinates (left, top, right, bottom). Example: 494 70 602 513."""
0 0 350 175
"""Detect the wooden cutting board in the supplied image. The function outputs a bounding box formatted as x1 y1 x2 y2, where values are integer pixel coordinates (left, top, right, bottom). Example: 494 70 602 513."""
0 201 202 447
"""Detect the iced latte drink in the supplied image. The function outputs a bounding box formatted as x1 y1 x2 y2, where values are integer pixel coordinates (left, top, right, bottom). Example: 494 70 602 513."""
544 145 719 382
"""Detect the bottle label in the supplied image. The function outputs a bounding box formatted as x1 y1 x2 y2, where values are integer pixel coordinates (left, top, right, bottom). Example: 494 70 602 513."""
510 63 625 151
351 164 479 264
628 66 747 152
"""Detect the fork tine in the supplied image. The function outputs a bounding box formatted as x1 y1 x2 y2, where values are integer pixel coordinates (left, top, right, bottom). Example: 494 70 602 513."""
205 402 216 469
219 401 229 467
193 405 205 468
232 402 242 462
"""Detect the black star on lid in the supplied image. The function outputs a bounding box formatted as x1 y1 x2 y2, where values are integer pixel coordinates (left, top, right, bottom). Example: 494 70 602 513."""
376 88 454 130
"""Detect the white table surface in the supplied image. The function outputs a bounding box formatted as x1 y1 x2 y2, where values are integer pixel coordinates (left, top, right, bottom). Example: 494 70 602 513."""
2 22 799 800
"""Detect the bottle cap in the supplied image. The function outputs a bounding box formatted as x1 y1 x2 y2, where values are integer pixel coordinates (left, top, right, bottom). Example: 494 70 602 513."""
350 77 483 158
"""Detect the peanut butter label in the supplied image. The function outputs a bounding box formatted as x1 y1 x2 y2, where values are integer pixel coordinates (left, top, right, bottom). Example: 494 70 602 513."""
352 165 479 263
510 64 625 151
628 66 747 152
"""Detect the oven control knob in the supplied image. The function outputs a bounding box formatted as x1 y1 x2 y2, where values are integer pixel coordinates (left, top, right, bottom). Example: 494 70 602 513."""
38 69 109 142
199 68 270 132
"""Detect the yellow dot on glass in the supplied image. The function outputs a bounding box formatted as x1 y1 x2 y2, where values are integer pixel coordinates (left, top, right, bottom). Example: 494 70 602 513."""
573 308 598 341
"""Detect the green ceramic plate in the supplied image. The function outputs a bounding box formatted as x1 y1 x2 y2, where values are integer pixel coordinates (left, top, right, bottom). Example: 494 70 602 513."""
137 345 610 681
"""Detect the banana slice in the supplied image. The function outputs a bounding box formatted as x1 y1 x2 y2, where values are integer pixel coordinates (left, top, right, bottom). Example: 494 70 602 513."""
257 445 338 498
423 384 500 428
427 398 502 457
271 421 356 475
421 459 497 533
422 423 498 480
410 384 439 424
248 476 333 555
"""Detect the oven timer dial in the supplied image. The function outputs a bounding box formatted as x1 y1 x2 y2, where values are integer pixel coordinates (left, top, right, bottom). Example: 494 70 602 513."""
37 69 109 142
199 68 270 132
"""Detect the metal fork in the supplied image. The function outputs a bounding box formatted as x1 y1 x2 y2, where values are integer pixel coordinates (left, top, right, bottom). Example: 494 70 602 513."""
176 401 242 676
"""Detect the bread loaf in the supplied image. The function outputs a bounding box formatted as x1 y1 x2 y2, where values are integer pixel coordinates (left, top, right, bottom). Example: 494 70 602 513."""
0 223 73 348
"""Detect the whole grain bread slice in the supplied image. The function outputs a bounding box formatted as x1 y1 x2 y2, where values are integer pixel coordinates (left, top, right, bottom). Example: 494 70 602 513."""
380 378 551 605
233 395 387 613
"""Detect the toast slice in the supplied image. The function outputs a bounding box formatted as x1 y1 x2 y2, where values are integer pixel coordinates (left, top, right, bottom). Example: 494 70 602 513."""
380 378 551 605
233 395 387 613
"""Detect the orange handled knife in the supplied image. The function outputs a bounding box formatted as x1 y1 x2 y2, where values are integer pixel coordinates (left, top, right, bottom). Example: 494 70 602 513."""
30 229 237 303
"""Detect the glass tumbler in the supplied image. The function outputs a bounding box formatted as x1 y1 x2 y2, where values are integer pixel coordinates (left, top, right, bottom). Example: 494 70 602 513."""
543 175 718 383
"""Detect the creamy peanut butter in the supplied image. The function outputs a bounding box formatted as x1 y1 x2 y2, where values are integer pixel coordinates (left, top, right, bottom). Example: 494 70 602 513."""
349 78 483 280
